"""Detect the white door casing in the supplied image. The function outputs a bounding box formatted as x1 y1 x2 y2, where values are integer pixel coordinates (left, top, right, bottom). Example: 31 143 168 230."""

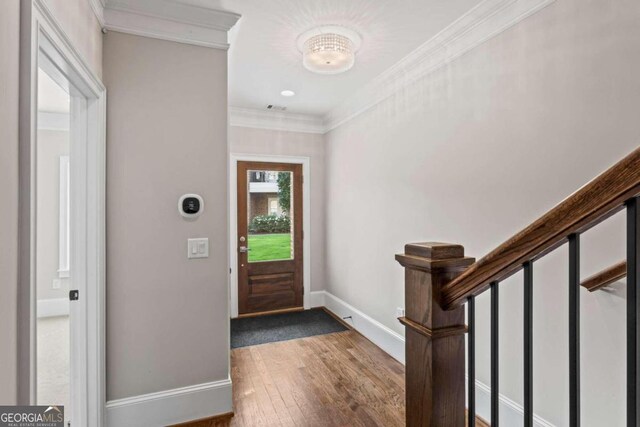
24 1 107 425
229 154 311 319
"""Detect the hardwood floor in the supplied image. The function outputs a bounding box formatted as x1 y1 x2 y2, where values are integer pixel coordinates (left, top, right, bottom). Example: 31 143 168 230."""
185 330 405 427
178 328 492 427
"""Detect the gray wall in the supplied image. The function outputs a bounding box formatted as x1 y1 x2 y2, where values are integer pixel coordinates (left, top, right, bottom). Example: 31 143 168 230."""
103 31 230 400
229 126 326 292
324 0 639 424
0 0 20 405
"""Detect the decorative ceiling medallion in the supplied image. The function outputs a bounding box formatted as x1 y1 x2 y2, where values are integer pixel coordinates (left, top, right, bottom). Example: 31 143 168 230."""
296 25 362 75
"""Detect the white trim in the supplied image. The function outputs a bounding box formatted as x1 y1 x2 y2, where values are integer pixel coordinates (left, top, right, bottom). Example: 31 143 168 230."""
106 378 232 427
29 1 107 426
323 0 556 132
104 0 241 50
472 379 556 427
33 1 105 95
37 111 69 131
37 298 70 318
316 292 556 425
229 154 312 319
321 291 405 364
313 291 557 424
229 107 325 135
106 0 240 30
308 291 326 308
88 0 106 27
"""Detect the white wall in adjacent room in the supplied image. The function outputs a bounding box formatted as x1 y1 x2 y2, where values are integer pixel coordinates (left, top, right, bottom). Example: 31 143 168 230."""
35 129 71 305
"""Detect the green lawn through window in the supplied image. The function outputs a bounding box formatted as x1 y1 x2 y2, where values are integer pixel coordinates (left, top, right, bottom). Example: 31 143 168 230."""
248 233 292 262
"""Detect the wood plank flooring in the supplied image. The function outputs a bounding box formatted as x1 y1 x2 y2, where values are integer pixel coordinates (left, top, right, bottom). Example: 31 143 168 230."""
185 330 405 427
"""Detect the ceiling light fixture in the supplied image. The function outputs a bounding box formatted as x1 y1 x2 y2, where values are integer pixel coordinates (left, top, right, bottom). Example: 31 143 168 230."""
281 90 295 97
296 25 362 75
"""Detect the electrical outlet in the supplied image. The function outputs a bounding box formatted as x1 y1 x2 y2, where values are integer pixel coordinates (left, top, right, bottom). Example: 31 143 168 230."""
52 279 61 290
396 307 405 318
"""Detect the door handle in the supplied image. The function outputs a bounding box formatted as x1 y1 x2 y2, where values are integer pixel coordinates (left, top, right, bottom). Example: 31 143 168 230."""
239 246 251 253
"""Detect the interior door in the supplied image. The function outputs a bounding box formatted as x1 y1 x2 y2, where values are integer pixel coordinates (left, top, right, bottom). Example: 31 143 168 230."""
237 161 303 316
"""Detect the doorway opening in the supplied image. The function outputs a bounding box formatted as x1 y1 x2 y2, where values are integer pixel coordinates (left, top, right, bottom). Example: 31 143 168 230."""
35 65 72 423
23 6 107 426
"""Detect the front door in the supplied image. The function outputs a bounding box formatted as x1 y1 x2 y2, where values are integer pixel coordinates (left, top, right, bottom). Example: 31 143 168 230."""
237 161 303 316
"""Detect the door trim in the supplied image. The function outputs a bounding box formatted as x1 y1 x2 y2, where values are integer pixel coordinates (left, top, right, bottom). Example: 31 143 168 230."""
229 154 311 318
19 1 107 425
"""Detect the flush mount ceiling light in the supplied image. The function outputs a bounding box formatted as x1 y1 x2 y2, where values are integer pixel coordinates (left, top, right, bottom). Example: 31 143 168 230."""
281 90 296 97
296 25 362 75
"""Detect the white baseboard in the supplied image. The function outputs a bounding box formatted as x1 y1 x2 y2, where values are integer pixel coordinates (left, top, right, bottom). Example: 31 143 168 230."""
37 298 69 318
316 292 555 425
472 379 556 427
106 378 232 427
320 291 405 364
233 289 559 426
308 290 326 308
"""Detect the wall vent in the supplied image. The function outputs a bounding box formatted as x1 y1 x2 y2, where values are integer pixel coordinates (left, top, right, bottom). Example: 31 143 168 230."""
267 104 287 111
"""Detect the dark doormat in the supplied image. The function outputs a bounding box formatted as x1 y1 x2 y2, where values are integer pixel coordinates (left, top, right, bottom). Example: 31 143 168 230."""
231 309 348 349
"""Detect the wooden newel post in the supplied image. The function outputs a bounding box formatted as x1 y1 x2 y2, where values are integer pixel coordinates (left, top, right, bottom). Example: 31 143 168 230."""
396 242 475 427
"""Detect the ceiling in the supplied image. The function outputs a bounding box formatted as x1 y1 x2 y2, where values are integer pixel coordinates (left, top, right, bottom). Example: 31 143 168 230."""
214 0 483 116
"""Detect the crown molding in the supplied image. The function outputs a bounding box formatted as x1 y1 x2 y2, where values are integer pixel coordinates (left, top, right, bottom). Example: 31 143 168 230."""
323 0 556 132
88 0 106 27
103 0 241 50
230 107 325 135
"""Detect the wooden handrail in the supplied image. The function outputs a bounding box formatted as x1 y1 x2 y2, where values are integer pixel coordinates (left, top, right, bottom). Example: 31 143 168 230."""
581 260 627 292
440 146 640 309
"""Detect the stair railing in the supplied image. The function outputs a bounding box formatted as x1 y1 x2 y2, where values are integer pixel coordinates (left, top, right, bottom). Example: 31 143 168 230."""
581 260 627 292
396 146 640 426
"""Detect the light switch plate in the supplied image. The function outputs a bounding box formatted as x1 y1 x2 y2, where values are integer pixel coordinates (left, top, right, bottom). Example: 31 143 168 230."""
187 238 209 259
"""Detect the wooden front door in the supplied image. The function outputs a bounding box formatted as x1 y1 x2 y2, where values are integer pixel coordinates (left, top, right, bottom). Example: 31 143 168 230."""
237 161 303 316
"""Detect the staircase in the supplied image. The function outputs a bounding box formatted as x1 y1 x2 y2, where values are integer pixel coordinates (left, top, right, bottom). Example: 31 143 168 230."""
396 146 640 426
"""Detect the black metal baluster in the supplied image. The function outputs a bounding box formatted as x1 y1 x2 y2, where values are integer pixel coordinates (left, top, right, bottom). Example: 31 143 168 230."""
524 261 533 427
628 197 640 427
569 233 580 427
468 296 476 426
491 282 499 427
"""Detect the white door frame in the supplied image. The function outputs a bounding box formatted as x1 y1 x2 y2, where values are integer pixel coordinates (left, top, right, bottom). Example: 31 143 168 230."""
229 154 311 318
24 1 107 425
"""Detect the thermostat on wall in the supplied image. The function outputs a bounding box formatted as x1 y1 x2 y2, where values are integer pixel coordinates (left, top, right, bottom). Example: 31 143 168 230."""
178 194 204 218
